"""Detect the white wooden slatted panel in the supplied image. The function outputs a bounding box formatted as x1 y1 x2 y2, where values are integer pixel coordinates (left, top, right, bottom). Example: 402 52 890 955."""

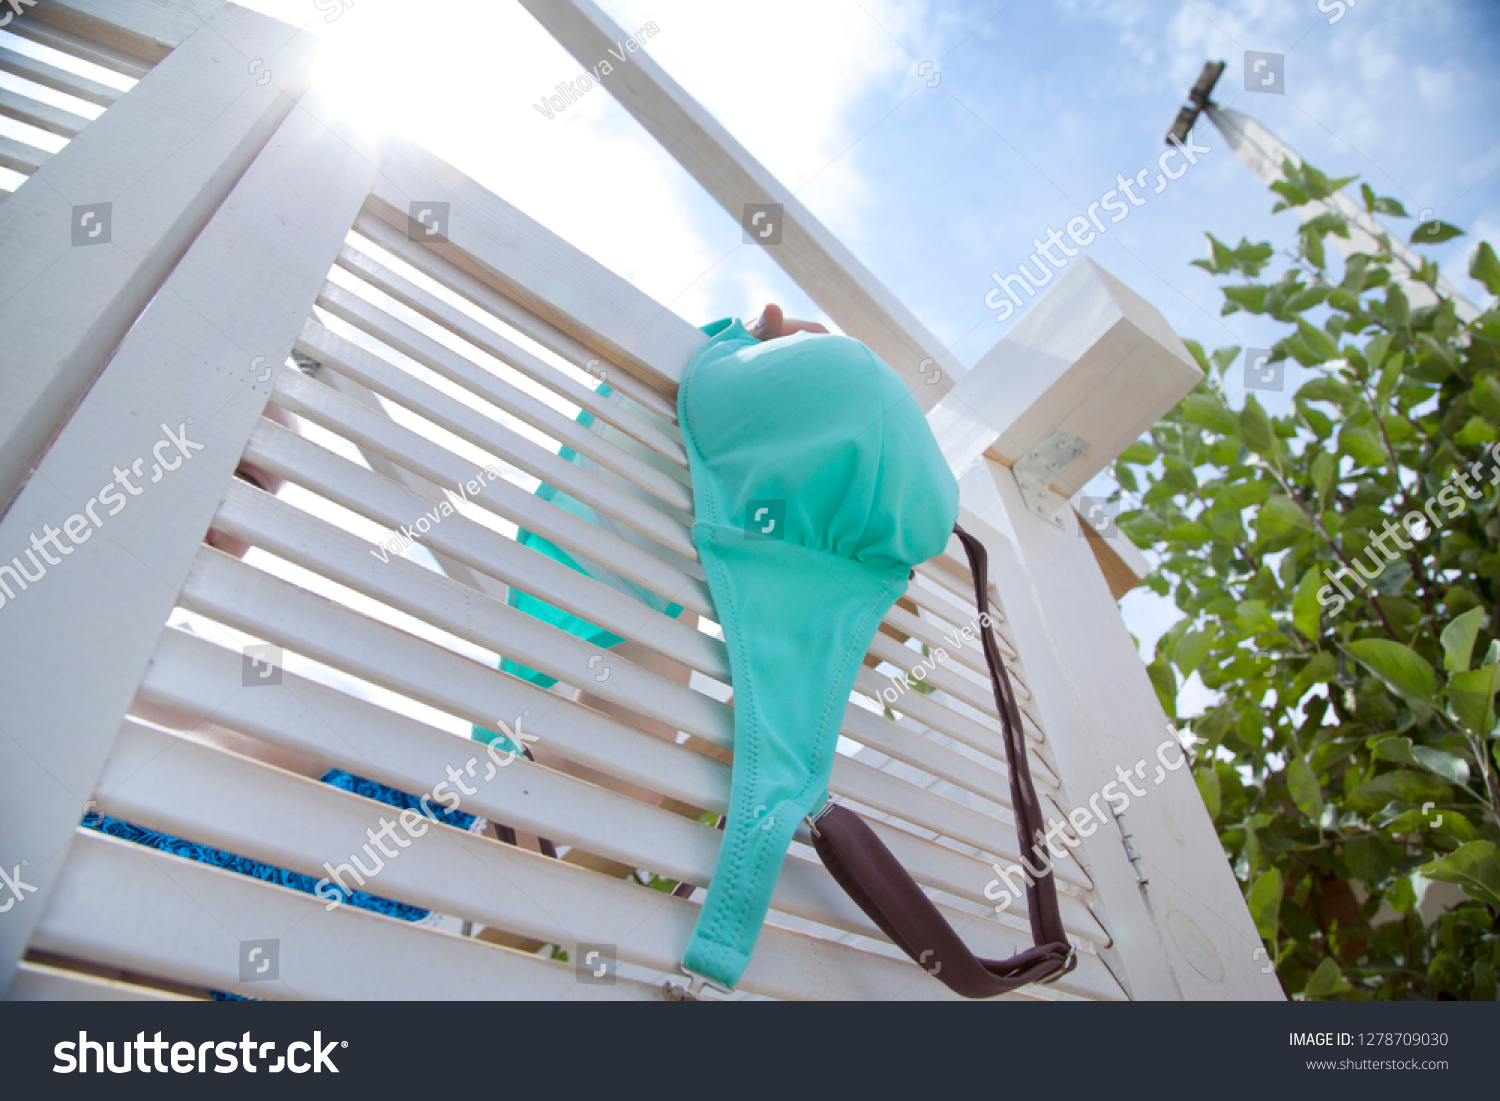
296 317 696 557
92 719 1110 1001
0 131 49 173
353 210 680 422
333 239 684 464
171 541 1097 901
34 833 661 1001
131 626 1117 988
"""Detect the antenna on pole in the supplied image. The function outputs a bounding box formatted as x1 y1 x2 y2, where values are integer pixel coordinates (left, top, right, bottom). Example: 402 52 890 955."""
1165 60 1225 145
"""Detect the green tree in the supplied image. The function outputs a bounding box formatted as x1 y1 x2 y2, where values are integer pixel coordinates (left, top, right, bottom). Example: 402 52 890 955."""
1117 158 1500 1000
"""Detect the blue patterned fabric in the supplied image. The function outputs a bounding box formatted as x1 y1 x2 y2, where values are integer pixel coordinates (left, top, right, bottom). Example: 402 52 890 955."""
80 768 477 997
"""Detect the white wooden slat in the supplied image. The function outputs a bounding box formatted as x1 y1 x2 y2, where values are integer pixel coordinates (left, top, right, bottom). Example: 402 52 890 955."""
242 416 727 679
212 477 730 749
309 287 693 512
36 832 658 1000
213 475 1026 815
175 547 1100 909
517 0 965 410
270 366 716 618
354 212 681 424
3 17 152 78
0 45 120 106
881 599 990 679
26 0 227 64
369 137 705 396
0 2 319 511
334 240 687 466
96 720 1087 1001
0 84 376 992
136 627 1116 965
318 368 513 605
0 131 49 174
865 627 1026 728
317 281 693 506
0 85 90 137
180 543 730 811
9 961 197 1001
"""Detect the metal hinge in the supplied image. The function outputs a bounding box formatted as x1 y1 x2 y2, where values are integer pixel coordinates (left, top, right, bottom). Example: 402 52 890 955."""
1111 807 1149 887
1012 427 1089 528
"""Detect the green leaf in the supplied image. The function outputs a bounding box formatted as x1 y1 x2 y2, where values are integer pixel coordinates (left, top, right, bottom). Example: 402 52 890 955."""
1248 867 1283 940
1454 415 1497 446
1286 754 1324 823
1304 957 1348 998
1311 450 1336 500
1196 767 1221 821
1239 396 1275 455
1257 496 1313 540
1338 426 1387 468
1470 242 1500 296
1440 607 1488 673
1236 599 1278 635
1419 841 1500 909
1297 377 1357 408
1181 393 1239 436
1119 440 1157 465
1345 639 1437 706
1174 626 1215 676
1222 285 1268 314
1472 374 1500 422
1290 650 1338 701
1372 736 1470 785
1147 657 1177 719
1293 567 1327 640
1411 221 1465 245
1448 662 1500 736
1295 318 1340 363
1346 769 1449 814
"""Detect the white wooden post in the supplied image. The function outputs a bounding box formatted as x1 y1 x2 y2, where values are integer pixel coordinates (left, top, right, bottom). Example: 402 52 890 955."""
928 258 1284 999
0 88 379 993
0 1 317 511
514 0 964 406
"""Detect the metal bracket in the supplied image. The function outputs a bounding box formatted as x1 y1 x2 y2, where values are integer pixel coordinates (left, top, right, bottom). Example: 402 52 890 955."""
1012 427 1089 528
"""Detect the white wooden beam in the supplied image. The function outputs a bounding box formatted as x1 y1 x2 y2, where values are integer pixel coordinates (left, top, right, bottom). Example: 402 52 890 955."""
0 2 317 512
0 88 379 994
515 0 963 408
929 257 1200 493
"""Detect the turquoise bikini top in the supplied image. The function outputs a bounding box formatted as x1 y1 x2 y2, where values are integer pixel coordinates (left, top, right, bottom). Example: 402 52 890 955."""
677 319 959 989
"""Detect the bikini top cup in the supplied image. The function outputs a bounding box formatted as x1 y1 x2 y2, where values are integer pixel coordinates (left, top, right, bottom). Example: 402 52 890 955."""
677 319 959 991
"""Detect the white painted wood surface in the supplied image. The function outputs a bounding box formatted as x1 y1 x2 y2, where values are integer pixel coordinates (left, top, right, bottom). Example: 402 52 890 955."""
0 87 379 992
25 0 227 65
515 0 964 408
0 2 319 511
